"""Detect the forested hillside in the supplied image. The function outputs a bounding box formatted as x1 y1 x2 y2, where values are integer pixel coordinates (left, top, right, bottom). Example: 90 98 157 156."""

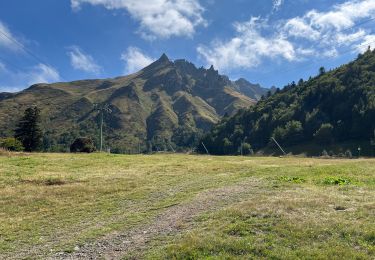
199 49 375 155
0 54 264 152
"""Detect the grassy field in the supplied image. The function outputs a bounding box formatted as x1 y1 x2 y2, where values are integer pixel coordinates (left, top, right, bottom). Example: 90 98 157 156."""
0 153 374 259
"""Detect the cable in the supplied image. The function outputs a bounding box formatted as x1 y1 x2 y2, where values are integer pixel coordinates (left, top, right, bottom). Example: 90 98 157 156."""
0 31 50 67
0 56 25 72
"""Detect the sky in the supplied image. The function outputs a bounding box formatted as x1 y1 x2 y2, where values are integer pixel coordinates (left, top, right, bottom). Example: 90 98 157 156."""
1 0 375 92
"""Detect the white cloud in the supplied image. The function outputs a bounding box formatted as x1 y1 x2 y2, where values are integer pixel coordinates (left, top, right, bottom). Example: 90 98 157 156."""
0 63 60 92
71 0 207 39
198 0 375 71
27 64 60 85
67 46 101 74
0 61 6 72
356 34 375 52
272 0 284 11
198 18 308 70
284 18 321 41
121 47 155 74
0 20 23 51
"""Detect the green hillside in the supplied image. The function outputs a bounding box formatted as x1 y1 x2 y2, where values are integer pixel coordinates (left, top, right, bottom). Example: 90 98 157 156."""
0 54 262 152
199 49 375 156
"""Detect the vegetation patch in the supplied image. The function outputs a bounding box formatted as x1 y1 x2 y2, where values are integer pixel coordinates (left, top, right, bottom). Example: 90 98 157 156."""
21 177 68 186
322 177 351 186
279 176 306 183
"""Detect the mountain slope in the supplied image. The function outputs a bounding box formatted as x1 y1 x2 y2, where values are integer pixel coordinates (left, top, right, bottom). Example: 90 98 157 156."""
199 49 375 155
233 78 271 100
0 54 260 152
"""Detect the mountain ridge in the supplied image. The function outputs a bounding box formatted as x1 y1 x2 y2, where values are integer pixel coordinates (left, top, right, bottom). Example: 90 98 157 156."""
0 54 267 152
199 50 375 156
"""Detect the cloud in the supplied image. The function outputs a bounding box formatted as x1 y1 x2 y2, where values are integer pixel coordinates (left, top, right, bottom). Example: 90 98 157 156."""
356 34 375 52
0 63 60 92
121 47 155 74
198 0 375 71
71 0 207 39
197 17 307 70
27 64 60 85
0 61 6 72
67 46 101 74
0 20 23 51
283 18 321 41
272 0 284 11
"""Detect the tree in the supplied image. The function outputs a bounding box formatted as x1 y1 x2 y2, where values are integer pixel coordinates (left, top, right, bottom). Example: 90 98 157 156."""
241 142 252 155
314 123 334 145
15 107 43 152
319 66 326 76
298 78 304 86
0 138 24 151
272 121 304 145
70 137 96 153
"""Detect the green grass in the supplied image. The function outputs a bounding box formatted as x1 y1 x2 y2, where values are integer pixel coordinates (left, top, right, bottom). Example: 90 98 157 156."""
0 153 374 259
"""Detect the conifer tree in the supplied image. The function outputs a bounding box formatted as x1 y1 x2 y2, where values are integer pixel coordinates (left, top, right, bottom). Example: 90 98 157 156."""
15 107 43 152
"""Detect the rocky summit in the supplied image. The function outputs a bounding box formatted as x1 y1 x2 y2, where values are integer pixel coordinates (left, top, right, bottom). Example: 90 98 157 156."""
0 54 266 152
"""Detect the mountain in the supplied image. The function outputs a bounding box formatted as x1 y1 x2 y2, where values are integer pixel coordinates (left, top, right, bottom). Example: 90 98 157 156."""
0 54 262 152
232 78 271 100
199 49 375 156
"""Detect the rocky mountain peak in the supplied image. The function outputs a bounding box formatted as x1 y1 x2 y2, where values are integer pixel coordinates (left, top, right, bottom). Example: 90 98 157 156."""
158 53 170 63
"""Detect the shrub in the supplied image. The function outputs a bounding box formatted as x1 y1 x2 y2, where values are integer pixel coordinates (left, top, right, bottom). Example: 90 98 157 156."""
280 176 306 183
241 143 252 155
70 138 96 153
321 150 329 157
323 177 351 185
0 137 24 151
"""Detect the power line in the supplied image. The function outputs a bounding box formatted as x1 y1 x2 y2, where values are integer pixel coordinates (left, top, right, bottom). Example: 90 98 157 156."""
0 56 25 72
342 17 375 32
0 29 60 78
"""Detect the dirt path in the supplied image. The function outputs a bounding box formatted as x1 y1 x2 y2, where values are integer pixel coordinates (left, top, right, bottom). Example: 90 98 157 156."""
52 179 259 260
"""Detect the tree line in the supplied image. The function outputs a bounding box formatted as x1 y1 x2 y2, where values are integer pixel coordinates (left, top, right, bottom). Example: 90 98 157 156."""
0 106 97 153
198 48 375 156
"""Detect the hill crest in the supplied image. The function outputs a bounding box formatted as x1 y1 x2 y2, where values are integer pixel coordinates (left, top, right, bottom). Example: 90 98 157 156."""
0 54 266 152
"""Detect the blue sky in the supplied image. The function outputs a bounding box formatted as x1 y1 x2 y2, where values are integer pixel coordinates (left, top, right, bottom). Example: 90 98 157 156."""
1 0 375 92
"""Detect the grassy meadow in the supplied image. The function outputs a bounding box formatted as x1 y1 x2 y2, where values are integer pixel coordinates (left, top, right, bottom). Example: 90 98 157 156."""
0 152 374 259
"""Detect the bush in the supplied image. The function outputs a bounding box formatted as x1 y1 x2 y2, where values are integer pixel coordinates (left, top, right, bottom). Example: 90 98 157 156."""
0 138 24 151
241 143 252 155
70 138 96 153
345 150 353 159
323 177 351 185
321 149 329 157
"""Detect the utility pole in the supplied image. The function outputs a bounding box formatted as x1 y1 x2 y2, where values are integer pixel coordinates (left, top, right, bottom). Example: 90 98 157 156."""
100 111 103 152
94 103 112 152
